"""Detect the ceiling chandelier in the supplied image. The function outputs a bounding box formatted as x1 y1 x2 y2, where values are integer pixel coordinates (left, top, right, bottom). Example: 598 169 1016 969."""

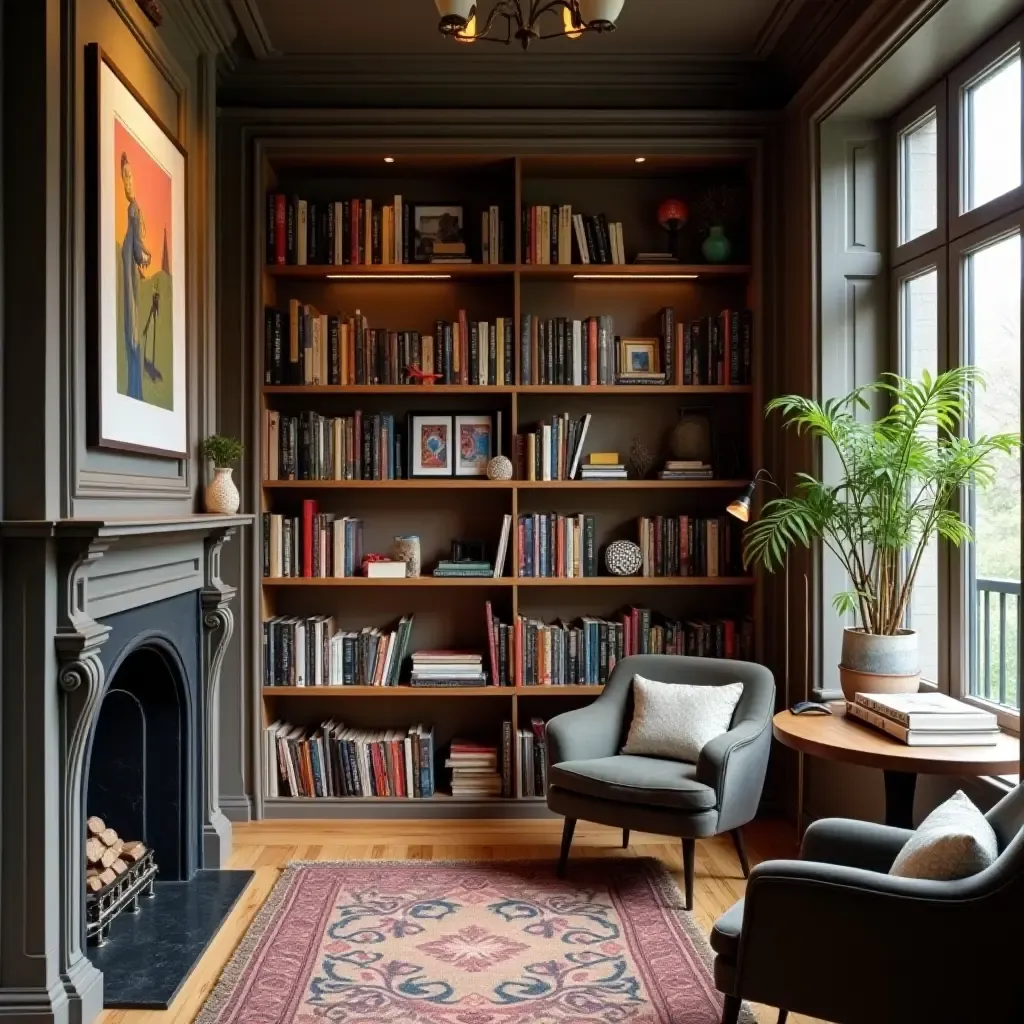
434 0 626 48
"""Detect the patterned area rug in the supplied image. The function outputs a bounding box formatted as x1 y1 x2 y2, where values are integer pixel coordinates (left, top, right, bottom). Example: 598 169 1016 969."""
196 859 754 1023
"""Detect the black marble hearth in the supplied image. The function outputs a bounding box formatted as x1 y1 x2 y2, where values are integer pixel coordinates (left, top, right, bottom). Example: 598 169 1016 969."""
89 870 253 1008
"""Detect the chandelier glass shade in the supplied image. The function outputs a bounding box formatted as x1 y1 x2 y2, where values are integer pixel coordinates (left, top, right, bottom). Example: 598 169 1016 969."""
434 0 626 47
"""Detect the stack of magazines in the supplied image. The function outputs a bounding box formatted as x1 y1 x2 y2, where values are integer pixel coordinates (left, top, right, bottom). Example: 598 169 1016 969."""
409 651 486 687
846 692 1000 746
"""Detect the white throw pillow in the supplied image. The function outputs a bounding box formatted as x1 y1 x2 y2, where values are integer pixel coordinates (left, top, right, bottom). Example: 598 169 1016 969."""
890 790 999 880
621 675 744 763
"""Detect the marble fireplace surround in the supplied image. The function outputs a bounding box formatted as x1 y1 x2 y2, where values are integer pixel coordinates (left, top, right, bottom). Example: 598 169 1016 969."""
1 514 250 1024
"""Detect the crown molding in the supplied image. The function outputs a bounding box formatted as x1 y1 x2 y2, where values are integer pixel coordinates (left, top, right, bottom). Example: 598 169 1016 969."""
227 0 275 59
217 53 785 110
161 0 237 57
754 0 806 59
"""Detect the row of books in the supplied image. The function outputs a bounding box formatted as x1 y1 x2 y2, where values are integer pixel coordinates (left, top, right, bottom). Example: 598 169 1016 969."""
846 692 1000 746
262 614 414 687
636 515 745 578
517 514 597 578
510 609 755 686
514 412 591 481
265 720 436 798
675 310 753 386
517 719 548 798
486 601 515 688
262 411 402 482
522 206 626 265
265 194 410 267
518 316 618 386
262 507 364 578
264 305 515 387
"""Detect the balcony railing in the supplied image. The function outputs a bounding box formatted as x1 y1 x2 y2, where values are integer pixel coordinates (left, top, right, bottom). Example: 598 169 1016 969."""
976 577 1021 711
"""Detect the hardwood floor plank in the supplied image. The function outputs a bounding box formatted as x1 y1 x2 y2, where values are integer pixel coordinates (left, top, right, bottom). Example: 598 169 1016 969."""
96 818 820 1024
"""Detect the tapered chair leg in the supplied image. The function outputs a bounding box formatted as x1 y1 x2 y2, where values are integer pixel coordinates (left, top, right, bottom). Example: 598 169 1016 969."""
681 837 695 911
777 1010 789 1024
721 993 742 1024
557 818 576 877
622 828 630 848
731 828 750 879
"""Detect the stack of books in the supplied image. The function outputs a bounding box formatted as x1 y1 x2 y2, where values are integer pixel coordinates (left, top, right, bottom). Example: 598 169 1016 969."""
410 651 486 688
516 719 548 797
658 460 713 480
264 721 435 799
433 560 493 578
446 740 503 797
847 693 1000 746
580 453 627 480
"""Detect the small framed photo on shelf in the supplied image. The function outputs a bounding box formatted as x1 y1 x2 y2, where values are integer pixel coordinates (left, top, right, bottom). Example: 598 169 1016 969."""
454 413 493 477
413 204 466 263
408 413 454 477
619 338 661 375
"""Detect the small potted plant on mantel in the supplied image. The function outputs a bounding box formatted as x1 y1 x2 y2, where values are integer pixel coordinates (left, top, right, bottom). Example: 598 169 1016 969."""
201 435 244 515
744 367 1020 700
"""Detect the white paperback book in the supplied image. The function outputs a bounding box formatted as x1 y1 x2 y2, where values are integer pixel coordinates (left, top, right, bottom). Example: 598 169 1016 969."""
854 691 998 731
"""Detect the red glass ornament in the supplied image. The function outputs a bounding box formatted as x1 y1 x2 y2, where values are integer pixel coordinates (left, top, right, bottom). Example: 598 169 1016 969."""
657 198 689 231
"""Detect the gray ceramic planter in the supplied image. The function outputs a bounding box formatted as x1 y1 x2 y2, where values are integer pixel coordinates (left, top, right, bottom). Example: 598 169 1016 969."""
839 627 920 701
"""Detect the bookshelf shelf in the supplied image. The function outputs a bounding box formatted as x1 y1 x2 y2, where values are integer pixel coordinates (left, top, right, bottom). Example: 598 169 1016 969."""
262 685 510 698
255 146 763 819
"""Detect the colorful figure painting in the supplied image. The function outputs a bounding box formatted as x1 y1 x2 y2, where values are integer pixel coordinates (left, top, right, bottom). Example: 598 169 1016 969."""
114 117 174 410
420 424 449 469
89 46 187 457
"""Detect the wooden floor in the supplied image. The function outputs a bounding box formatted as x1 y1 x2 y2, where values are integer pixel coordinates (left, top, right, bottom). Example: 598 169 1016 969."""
95 818 821 1024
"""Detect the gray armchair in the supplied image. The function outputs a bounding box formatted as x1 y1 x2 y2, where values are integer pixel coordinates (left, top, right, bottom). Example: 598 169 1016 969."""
545 654 776 910
711 781 1024 1024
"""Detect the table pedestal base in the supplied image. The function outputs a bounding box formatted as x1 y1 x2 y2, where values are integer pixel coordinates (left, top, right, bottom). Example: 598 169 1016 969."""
883 770 917 829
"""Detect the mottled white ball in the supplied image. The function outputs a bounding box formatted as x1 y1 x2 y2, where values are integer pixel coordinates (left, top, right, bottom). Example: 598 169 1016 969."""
605 540 642 576
486 455 514 481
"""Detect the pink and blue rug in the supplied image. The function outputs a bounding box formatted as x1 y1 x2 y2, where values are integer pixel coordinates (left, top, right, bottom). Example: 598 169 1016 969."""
197 859 753 1023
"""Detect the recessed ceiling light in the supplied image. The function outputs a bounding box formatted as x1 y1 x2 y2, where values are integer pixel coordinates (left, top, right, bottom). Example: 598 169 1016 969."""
384 156 395 164
634 157 646 163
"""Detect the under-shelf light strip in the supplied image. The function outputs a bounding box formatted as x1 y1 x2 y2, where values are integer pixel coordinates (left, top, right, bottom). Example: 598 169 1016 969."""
573 273 699 280
326 273 452 281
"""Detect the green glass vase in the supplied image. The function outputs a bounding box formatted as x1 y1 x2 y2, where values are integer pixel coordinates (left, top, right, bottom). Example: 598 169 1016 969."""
701 225 732 264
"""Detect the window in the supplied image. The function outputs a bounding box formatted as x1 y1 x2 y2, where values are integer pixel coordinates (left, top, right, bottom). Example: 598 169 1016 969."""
890 16 1024 726
965 233 1021 711
965 56 1022 212
900 269 941 683
901 114 938 243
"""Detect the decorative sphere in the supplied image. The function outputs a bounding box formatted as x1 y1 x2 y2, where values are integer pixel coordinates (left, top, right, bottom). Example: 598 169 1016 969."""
657 198 689 231
605 540 642 577
486 455 513 481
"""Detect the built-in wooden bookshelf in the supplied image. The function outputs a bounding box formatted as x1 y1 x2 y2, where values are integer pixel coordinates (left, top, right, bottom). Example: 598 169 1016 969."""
254 151 762 819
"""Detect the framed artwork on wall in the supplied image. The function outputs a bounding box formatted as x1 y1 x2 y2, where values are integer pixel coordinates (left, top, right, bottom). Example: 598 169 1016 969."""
454 413 493 477
85 44 188 458
408 413 454 477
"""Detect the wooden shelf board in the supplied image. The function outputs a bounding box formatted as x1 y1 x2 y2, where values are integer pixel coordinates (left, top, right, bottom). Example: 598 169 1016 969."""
263 793 516 805
262 577 511 587
265 264 515 280
262 685 511 697
516 384 752 395
262 384 749 397
518 263 752 280
514 576 755 587
515 685 605 696
513 479 749 490
263 263 751 281
262 478 748 491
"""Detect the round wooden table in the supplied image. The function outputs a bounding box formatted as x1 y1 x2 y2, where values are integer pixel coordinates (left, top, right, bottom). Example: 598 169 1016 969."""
773 705 1020 828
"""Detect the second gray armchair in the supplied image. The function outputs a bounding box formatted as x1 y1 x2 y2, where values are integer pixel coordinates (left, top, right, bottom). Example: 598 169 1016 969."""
545 654 776 909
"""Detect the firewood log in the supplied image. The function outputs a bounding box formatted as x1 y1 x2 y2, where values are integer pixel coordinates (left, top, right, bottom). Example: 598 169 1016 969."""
99 828 119 847
100 846 119 869
86 876 104 893
111 859 128 876
86 838 105 865
86 867 100 879
86 816 105 836
99 867 116 886
121 841 146 862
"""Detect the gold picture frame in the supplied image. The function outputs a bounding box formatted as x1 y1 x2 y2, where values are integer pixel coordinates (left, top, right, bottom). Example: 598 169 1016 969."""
619 337 661 376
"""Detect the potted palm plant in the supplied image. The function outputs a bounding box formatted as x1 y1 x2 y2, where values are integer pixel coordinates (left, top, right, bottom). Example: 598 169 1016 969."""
744 367 1020 700
201 435 244 515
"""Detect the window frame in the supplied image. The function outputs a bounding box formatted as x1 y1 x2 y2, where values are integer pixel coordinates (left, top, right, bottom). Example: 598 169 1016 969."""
891 252 950 690
889 15 1024 730
891 81 947 265
948 211 1024 733
948 15 1024 240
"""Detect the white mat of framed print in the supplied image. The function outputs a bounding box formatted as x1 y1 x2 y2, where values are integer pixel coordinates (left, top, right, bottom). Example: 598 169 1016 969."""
88 45 187 457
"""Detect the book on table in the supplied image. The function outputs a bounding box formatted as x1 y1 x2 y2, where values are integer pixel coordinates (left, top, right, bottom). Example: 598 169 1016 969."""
849 692 1000 746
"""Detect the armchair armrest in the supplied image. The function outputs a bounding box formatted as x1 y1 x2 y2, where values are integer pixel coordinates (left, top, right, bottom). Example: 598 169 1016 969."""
696 718 771 832
800 817 914 873
546 701 622 767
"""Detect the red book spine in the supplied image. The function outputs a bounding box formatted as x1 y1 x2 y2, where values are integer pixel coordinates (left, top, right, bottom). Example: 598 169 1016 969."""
301 499 317 577
587 318 598 384
484 601 500 687
724 619 737 659
274 195 286 264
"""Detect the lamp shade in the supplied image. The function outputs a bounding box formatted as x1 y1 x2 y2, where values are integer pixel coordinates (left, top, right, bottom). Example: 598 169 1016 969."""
435 0 475 33
726 481 757 523
578 0 626 29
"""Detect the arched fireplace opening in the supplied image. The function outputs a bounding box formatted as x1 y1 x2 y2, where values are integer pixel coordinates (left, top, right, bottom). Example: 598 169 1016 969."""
86 643 191 883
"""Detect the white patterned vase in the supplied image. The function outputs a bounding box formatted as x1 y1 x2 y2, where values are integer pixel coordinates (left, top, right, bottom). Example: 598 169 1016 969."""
605 540 642 577
204 467 240 515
